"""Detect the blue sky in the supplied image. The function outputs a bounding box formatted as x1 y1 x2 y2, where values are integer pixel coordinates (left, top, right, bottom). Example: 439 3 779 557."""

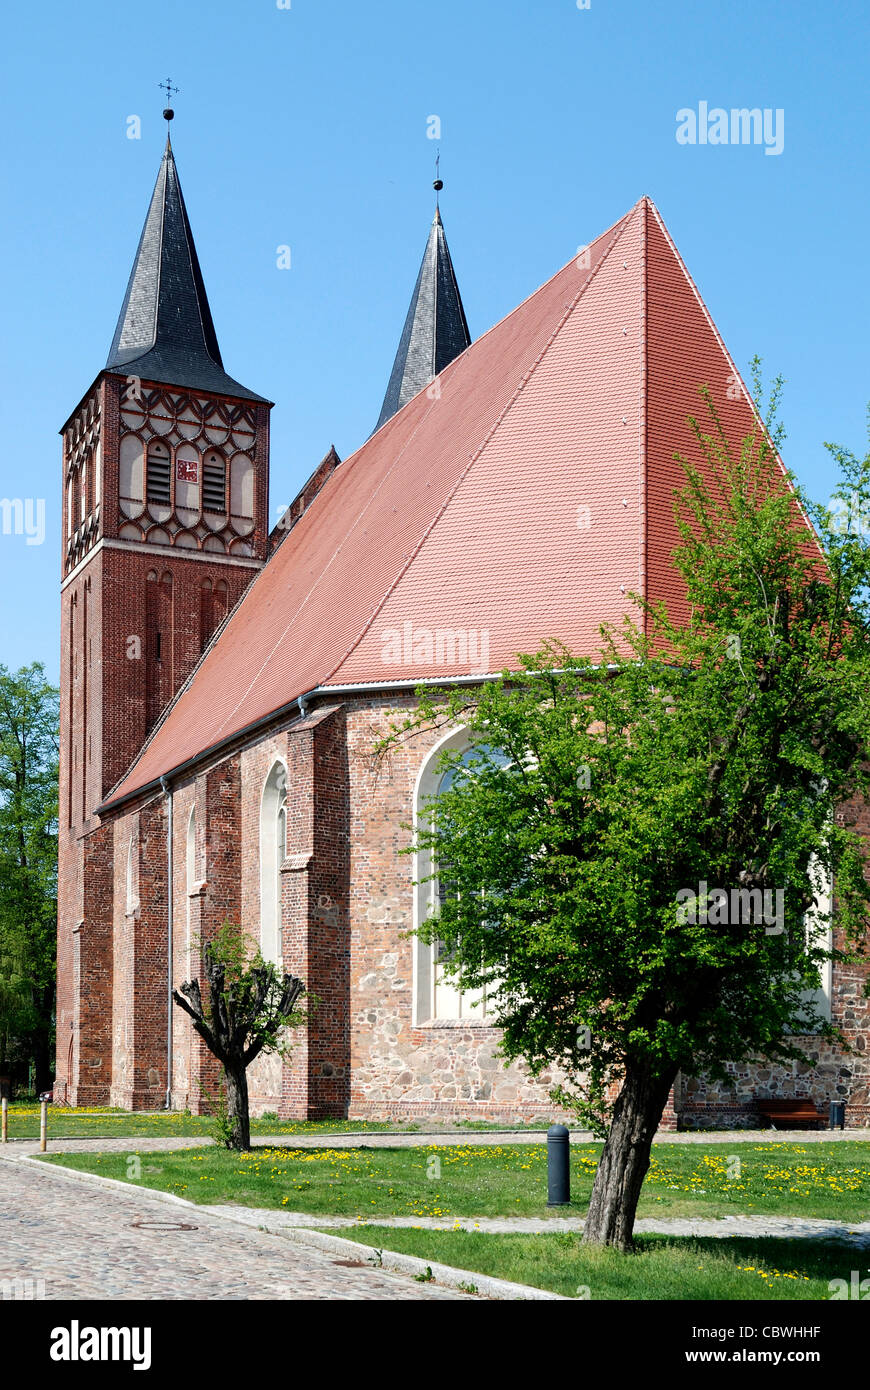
2 0 868 682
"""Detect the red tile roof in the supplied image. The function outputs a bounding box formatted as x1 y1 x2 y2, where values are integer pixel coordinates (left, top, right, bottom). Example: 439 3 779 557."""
103 198 790 810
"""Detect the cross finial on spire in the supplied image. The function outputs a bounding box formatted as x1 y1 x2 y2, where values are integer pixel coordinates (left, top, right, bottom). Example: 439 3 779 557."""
159 78 179 125
433 150 443 207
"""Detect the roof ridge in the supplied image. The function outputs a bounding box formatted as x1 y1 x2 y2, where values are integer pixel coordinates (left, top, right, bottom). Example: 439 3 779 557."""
325 205 642 681
644 201 823 559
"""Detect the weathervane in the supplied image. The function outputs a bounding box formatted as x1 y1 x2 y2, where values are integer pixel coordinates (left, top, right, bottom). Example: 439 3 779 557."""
433 149 443 207
159 78 179 124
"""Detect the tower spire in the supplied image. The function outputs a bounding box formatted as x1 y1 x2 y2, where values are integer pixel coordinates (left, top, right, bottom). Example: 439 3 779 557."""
105 129 265 402
374 177 470 432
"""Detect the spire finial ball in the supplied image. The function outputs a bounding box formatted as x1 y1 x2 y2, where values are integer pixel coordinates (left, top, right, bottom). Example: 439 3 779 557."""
433 178 443 192
163 108 175 121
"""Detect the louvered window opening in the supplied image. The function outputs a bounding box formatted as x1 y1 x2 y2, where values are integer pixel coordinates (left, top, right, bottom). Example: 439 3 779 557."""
146 454 171 505
203 459 227 512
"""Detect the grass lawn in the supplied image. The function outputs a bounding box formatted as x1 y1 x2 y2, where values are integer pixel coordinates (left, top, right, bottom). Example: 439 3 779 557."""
40 1140 870 1222
326 1228 854 1300
3 1104 546 1141
3 1106 404 1141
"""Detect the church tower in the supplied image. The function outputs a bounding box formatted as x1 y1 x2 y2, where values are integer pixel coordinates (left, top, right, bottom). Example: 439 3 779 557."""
374 193 471 431
57 120 271 1102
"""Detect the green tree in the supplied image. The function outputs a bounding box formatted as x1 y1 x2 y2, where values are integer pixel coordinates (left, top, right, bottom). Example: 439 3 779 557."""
0 664 58 1093
382 377 870 1250
173 922 306 1150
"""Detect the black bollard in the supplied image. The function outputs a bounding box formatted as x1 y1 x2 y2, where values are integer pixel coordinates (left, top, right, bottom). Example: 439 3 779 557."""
547 1123 570 1206
829 1101 846 1130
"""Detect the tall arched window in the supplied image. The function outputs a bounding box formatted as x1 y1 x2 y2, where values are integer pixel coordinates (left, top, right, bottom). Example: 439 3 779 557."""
146 440 172 509
260 761 287 967
186 807 197 975
799 851 833 1026
203 450 227 517
413 730 509 1022
125 832 139 918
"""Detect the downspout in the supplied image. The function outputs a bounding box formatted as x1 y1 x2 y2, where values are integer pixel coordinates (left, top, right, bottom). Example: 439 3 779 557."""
160 775 173 1110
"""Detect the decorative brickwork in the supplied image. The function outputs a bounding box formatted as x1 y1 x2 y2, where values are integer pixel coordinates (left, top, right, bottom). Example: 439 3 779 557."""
55 371 269 1105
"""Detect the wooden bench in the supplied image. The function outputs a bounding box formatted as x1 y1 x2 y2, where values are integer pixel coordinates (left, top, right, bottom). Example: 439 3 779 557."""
755 1098 825 1130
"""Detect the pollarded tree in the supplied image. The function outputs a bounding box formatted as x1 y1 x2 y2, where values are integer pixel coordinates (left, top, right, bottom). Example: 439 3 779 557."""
380 374 870 1250
173 922 305 1151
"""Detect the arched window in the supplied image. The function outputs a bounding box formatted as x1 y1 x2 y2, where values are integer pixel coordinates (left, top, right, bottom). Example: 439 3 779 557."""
186 807 197 974
260 761 287 967
186 806 196 891
413 730 510 1022
203 450 227 516
146 441 172 508
125 832 139 918
799 851 833 1026
230 453 255 533
119 435 145 517
199 578 229 651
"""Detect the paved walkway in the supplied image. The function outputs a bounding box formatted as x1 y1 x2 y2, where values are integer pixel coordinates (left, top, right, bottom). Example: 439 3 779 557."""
0 1158 468 1300
208 1205 870 1246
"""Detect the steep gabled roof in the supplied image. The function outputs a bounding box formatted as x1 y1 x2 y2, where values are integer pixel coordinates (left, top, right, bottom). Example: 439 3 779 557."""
374 207 471 431
105 138 266 403
104 198 784 810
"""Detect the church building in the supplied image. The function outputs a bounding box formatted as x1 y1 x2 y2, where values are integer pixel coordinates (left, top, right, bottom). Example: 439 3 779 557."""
55 126 870 1127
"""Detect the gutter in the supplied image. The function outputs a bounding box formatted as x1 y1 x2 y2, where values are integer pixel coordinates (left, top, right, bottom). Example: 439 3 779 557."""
97 664 622 818
160 775 173 1111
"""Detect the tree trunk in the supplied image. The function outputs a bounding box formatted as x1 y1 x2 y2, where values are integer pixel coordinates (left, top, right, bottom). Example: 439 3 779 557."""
224 1061 251 1151
583 1061 677 1251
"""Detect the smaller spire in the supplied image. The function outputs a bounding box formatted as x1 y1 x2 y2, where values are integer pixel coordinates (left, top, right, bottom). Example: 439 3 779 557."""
374 175 471 432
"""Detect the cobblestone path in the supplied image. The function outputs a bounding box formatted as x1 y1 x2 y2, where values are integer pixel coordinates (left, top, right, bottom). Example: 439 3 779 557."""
0 1158 468 1300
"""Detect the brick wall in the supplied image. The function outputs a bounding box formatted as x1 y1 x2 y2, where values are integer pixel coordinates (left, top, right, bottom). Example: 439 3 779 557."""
341 696 576 1123
62 685 868 1129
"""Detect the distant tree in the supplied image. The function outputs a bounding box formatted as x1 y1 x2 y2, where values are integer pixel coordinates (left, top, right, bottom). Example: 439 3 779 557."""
173 922 305 1150
380 374 870 1250
0 664 58 1093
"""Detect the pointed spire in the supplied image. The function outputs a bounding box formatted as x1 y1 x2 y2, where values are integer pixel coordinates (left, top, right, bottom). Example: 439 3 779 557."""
374 202 471 432
106 139 265 402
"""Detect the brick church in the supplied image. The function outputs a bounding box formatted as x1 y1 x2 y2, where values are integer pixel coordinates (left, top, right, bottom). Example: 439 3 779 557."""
55 127 869 1126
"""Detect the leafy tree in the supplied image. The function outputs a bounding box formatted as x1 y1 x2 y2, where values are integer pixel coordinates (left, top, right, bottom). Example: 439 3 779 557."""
173 922 305 1150
381 375 870 1250
0 664 58 1092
